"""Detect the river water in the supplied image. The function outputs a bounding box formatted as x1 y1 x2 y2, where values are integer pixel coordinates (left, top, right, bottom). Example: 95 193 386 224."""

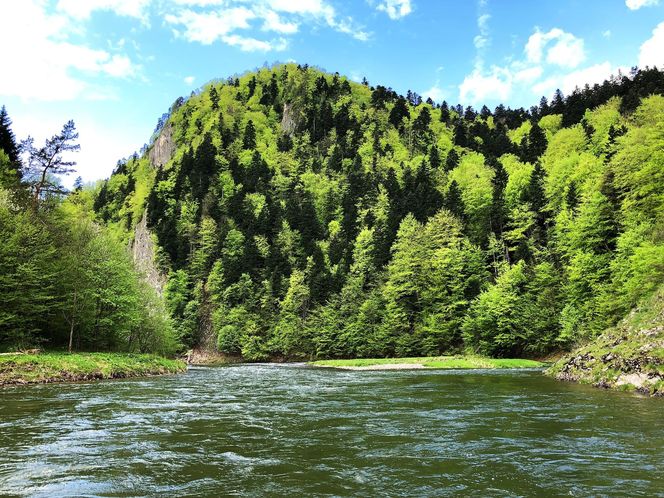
0 365 662 497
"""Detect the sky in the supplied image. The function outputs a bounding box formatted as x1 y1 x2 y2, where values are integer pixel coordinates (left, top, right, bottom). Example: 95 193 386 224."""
1 0 663 186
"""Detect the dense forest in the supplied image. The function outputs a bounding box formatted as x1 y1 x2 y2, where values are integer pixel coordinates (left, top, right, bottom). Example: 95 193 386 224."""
3 64 664 360
0 107 178 354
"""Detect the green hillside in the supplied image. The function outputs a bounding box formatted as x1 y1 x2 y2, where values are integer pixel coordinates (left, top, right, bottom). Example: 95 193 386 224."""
548 285 664 395
92 63 664 362
0 63 656 367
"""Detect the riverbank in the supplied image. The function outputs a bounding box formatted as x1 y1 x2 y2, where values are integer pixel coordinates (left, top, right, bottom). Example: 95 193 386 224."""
547 286 664 396
0 352 186 386
310 355 545 370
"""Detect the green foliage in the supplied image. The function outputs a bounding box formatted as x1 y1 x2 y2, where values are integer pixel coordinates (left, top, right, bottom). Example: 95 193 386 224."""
0 191 179 354
88 64 664 361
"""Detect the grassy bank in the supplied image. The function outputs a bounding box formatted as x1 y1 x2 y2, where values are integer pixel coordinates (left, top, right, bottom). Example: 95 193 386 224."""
310 355 545 370
547 286 664 396
0 352 186 386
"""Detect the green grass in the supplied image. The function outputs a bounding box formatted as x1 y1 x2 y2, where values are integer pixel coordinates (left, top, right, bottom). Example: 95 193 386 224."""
0 352 186 386
310 355 545 369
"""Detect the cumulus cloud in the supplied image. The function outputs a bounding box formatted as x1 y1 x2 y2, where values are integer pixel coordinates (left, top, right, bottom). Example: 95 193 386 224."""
625 0 660 10
184 75 195 85
57 0 152 21
261 10 299 34
525 28 585 68
457 23 629 106
422 83 446 103
459 66 512 105
376 0 412 20
533 62 615 96
165 8 256 44
0 1 139 101
639 21 664 68
165 0 369 49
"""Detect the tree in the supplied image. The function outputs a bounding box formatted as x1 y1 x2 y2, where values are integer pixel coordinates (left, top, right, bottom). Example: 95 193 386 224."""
209 86 220 110
388 97 409 130
21 120 79 207
444 149 459 172
243 120 256 149
0 106 20 164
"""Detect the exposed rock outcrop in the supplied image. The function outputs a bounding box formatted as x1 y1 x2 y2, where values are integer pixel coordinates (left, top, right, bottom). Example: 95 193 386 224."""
131 211 166 295
148 121 175 169
281 102 299 134
547 286 664 396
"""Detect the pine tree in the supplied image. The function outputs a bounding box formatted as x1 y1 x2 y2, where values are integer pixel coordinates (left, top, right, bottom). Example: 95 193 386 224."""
22 120 80 206
388 97 409 130
429 145 441 169
490 160 508 238
445 180 465 221
209 86 219 110
439 101 450 123
243 120 256 149
444 149 459 172
0 106 20 164
526 121 547 162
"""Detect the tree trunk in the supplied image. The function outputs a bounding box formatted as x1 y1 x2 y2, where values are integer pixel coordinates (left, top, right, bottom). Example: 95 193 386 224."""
68 290 77 353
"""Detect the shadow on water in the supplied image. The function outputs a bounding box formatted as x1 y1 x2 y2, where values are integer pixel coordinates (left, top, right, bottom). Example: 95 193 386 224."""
0 365 662 497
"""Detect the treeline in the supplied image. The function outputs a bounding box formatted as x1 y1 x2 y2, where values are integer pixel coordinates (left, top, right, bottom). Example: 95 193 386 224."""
0 108 179 354
94 64 664 359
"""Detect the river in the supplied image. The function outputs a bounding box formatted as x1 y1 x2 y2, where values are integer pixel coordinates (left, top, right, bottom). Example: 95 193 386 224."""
0 365 662 497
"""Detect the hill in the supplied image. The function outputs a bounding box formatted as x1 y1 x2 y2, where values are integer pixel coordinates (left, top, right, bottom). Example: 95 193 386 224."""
92 63 664 364
548 285 664 395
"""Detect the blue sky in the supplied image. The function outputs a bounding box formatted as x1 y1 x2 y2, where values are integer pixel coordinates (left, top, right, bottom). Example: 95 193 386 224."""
1 0 663 185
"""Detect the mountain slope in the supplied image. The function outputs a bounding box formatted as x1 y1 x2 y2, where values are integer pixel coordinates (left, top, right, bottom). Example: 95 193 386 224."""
548 285 664 395
93 63 664 363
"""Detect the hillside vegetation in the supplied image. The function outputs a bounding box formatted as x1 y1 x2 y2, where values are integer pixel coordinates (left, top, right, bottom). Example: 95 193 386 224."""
548 285 664 395
10 63 660 364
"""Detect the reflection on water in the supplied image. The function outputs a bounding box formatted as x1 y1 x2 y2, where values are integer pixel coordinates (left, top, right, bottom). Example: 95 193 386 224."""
0 365 662 497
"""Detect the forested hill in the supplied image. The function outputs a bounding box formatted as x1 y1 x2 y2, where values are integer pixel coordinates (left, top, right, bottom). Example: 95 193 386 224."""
94 63 664 361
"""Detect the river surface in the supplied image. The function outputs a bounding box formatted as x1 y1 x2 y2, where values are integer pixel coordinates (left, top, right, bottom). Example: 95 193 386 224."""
0 365 662 497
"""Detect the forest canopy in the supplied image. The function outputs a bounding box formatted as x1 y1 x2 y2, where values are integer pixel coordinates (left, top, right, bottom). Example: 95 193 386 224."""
3 64 664 360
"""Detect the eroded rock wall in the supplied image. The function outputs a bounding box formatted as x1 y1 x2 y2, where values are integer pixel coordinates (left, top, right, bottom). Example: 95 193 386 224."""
132 211 166 296
148 121 175 169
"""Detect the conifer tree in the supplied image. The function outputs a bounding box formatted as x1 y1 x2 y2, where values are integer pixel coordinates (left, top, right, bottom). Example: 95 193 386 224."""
243 120 256 149
0 106 20 164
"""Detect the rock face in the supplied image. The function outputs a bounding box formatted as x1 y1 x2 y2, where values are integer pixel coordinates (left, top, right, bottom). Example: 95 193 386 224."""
281 102 299 134
131 211 166 295
547 286 664 396
148 121 175 169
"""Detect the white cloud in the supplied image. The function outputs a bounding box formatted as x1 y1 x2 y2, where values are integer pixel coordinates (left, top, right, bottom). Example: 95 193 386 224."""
164 0 369 49
626 0 660 9
0 1 139 101
525 28 585 68
639 21 664 68
474 13 491 50
165 8 255 44
457 24 629 105
223 34 288 51
422 83 446 103
101 54 136 77
184 75 195 85
559 62 615 94
459 66 512 105
57 0 152 21
602 30 611 38
514 66 543 82
376 0 412 20
261 10 298 34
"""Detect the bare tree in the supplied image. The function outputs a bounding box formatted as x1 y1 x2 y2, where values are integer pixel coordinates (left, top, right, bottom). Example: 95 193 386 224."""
21 120 79 207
